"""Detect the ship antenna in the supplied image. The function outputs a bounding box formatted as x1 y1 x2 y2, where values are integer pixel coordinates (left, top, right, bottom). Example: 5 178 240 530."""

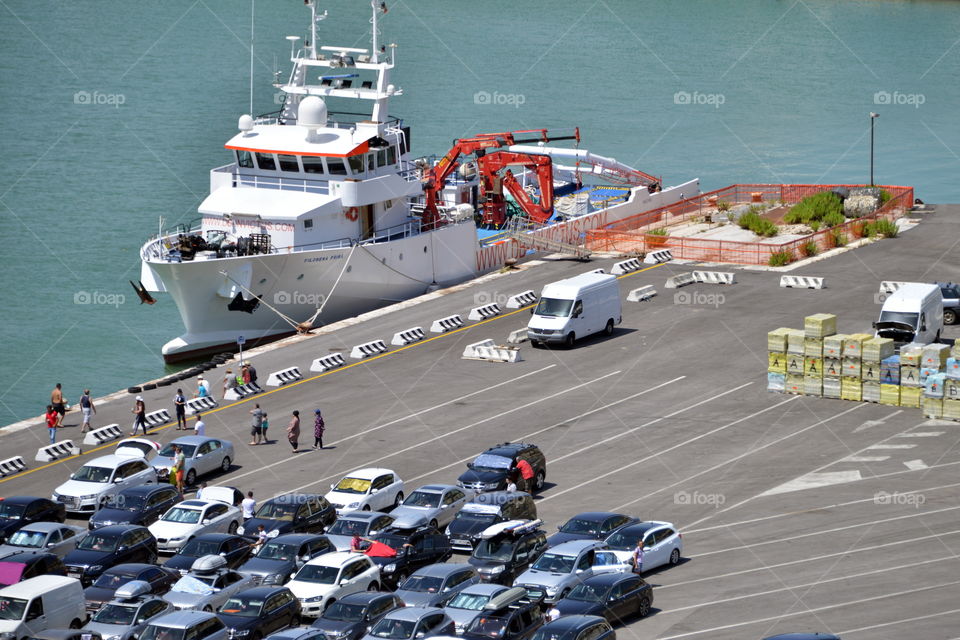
248 0 255 114
371 1 387 63
308 0 318 59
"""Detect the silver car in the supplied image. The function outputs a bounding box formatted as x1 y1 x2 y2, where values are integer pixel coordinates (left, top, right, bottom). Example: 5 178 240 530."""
394 564 479 608
0 522 85 560
162 555 259 612
84 582 174 640
138 610 230 640
360 607 456 640
389 485 472 530
513 540 611 603
152 437 235 487
442 583 513 633
325 512 395 551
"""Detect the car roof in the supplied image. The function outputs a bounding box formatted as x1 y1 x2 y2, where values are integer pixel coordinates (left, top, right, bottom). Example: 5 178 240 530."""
265 629 326 640
148 610 221 628
176 500 218 510
269 533 329 544
184 533 241 543
615 521 672 535
382 607 442 622
579 573 638 587
165 436 222 445
17 521 67 533
565 512 629 522
469 491 529 505
411 484 456 493
229 585 290 599
119 484 173 497
545 540 606 555
409 563 473 578
304 551 363 567
0 575 77 597
1 496 46 506
538 615 608 631
101 563 158 574
483 443 527 457
339 591 397 606
457 583 511 597
338 511 391 522
89 524 148 535
340 468 396 480
263 493 323 504
82 454 141 468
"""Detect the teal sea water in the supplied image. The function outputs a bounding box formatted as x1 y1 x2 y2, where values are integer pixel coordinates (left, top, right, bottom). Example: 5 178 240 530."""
1 0 959 424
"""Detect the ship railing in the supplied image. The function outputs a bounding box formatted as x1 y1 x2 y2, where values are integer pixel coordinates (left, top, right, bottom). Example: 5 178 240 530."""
235 173 330 195
253 109 403 130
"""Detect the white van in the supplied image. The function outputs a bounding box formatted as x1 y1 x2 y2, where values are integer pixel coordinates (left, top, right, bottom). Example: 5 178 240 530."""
0 575 87 640
527 271 621 347
875 282 944 344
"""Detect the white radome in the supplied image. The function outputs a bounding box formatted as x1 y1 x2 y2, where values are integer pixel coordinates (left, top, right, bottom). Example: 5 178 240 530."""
298 96 328 127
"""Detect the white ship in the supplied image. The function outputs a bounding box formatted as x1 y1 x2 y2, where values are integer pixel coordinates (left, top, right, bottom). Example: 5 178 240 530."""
139 0 698 362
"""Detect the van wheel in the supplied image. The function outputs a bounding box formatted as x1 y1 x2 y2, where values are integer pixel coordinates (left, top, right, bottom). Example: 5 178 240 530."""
945 309 957 325
69 619 82 629
564 333 576 348
604 319 614 336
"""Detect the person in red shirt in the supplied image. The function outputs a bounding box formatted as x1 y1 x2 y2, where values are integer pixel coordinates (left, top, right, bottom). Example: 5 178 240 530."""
45 405 58 444
515 459 535 493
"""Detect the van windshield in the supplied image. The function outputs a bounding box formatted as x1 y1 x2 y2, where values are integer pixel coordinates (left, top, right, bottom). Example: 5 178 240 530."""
0 596 26 621
878 311 919 328
534 297 573 318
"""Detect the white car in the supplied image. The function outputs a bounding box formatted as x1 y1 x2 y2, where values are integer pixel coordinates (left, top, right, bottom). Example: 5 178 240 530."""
603 520 683 572
52 454 158 514
286 551 381 617
115 438 162 461
148 488 242 553
325 468 404 514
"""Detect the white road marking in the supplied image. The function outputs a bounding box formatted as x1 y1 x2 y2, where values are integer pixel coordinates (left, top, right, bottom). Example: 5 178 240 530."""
867 443 917 449
853 410 903 432
657 579 960 639
904 459 929 470
897 431 945 437
840 607 960 635
760 470 862 496
841 455 890 462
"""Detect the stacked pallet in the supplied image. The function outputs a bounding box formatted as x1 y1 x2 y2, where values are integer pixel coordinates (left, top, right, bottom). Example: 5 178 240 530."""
861 336 894 403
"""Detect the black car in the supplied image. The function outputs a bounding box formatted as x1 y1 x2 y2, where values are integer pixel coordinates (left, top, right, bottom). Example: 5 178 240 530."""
163 533 253 573
458 443 547 494
529 615 614 640
238 533 336 586
83 563 179 613
469 521 548 585
366 525 453 587
0 497 66 543
461 587 544 640
310 592 404 640
238 494 336 538
546 513 639 547
549 573 652 624
447 492 537 552
217 586 301 640
63 525 158 586
89 485 183 530
0 552 66 586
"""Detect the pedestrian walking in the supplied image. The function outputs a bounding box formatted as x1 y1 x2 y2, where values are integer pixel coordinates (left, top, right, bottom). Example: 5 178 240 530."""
249 404 265 445
196 376 210 398
515 458 535 493
196 482 207 500
631 538 645 574
174 388 187 429
241 491 256 521
194 413 206 437
223 370 237 399
50 383 66 427
241 364 251 385
246 362 258 384
45 405 58 444
261 412 269 443
79 389 96 433
287 410 300 453
131 396 148 436
313 409 325 450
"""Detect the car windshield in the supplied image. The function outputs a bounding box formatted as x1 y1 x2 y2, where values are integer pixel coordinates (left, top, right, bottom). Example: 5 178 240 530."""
257 542 297 561
159 444 197 458
162 507 201 524
172 574 216 592
473 538 516 562
6 529 45 548
119 442 155 456
93 570 139 589
534 297 573 318
466 616 507 638
77 533 120 552
399 574 443 593
92 603 138 625
567 583 607 603
0 596 26 621
323 601 367 622
295 564 339 584
219 596 264 618
531 553 574 573
446 591 493 610
333 478 371 495
606 528 653 551
402 491 441 509
878 310 919 328
105 493 147 511
141 625 187 640
369 618 415 640
559 518 599 536
372 535 407 552
71 465 113 483
180 539 221 557
468 454 512 473
0 504 25 519
327 519 369 536
454 512 498 526
255 502 298 521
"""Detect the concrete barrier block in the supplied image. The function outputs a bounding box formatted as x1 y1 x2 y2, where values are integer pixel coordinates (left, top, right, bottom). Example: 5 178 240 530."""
143 409 171 428
430 314 464 333
266 366 303 387
391 326 426 346
185 396 218 415
83 423 123 446
224 382 263 401
611 258 643 275
664 273 696 289
0 456 27 477
462 339 495 359
505 290 537 309
468 303 502 321
780 275 826 290
627 285 657 302
350 340 388 359
310 353 346 372
644 249 673 264
36 440 81 462
508 328 529 344
693 270 736 285
879 281 907 294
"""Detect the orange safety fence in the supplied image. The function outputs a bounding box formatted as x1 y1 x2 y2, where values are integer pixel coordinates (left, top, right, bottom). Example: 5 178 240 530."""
585 184 914 265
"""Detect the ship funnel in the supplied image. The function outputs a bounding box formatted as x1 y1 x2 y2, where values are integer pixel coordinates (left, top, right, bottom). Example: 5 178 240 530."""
298 96 328 142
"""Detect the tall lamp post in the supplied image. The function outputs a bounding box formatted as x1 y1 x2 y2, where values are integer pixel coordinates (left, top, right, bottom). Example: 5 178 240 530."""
869 112 879 186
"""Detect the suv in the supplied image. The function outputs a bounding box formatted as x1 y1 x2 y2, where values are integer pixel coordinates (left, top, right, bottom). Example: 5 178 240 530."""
457 443 546 494
237 494 336 538
469 520 548 585
513 540 611 603
238 533 336 585
310 592 404 640
365 525 452 588
447 492 537 552
326 512 395 551
84 580 175 640
90 484 183 530
460 587 545 640
63 525 159 586
0 497 66 544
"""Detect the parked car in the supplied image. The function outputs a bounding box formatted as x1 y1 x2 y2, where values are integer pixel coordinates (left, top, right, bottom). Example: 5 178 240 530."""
216 586 301 640
83 563 179 613
469 520 548 585
238 533 336 586
0 522 85 560
360 607 455 640
138 610 230 640
394 564 479 608
29 630 103 640
762 635 841 640
937 282 960 325
442 583 514 633
325 469 404 515
83 580 175 640
89 484 183 530
528 616 614 640
63 525 158 586
459 587 544 640
457 443 546 494
364 525 452 588
0 575 87 639
115 438 163 461
237 494 336 538
326 513 395 551
0 553 66 586
549 573 653 623
447 492 537 553
149 488 243 554
163 533 253 572
603 521 683 572
52 455 158 514
152 437 235 487
286 551 381 617
265 628 327 640
513 540 611 603
162 555 259 612
389 485 471 530
310 592 404 640
547 513 638 547
0 497 66 544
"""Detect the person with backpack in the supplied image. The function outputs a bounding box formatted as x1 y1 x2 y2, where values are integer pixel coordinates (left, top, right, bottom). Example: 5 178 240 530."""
79 389 96 433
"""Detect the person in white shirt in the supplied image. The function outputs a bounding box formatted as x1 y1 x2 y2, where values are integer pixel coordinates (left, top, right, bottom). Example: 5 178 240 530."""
194 414 206 436
196 482 207 500
241 491 256 520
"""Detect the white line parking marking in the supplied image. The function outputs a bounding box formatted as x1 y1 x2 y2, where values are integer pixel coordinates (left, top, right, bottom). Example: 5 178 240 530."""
842 455 890 462
867 443 917 449
904 459 929 470
840 607 960 635
897 431 945 437
760 470 862 496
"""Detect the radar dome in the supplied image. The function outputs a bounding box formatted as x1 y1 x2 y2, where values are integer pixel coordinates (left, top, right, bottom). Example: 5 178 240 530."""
298 96 328 127
238 114 254 134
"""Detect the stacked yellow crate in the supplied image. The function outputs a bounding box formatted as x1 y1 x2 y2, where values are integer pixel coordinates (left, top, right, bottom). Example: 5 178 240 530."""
802 314 833 397
784 328 805 395
899 343 924 407
822 333 844 399
840 334 870 401
766 328 789 392
944 342 960 418
861 337 893 403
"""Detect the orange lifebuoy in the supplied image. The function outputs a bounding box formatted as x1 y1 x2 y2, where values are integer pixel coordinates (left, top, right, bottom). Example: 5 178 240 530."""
345 207 359 221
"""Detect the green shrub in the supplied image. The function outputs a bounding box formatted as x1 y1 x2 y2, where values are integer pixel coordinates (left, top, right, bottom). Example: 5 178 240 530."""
769 250 794 267
821 211 846 228
879 189 892 205
784 191 843 224
809 220 820 232
716 200 731 212
646 228 668 247
753 218 779 237
873 218 898 237
832 230 848 246
798 241 819 258
738 211 761 230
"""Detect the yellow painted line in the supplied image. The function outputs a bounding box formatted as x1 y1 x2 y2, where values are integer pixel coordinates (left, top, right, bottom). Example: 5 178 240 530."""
1 260 665 484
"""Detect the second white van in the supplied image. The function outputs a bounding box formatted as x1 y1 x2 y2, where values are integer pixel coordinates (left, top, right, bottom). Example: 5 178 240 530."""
527 271 622 347
0 575 87 640
875 282 944 344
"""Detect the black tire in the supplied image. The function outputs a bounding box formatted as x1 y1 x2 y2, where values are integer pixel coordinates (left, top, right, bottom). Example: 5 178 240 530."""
228 520 239 534
533 470 546 492
289 615 300 628
557 589 569 601
203 605 212 613
128 386 142 394
324 599 336 613
530 340 542 349
945 309 957 325
394 570 408 586
394 492 404 508
143 383 157 391
429 519 438 530
564 332 575 348
158 379 173 387
69 619 82 630
669 548 681 565
368 581 379 591
221 456 232 473
185 469 197 486
604 319 614 336
637 596 652 618
361 504 371 511
251 633 262 640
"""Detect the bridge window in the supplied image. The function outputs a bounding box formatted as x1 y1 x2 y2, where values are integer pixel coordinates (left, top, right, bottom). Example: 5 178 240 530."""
303 218 314 229
377 148 388 167
327 158 348 176
278 154 300 172
347 155 364 174
367 153 375 172
386 146 397 165
302 156 325 174
236 150 254 168
255 153 277 171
